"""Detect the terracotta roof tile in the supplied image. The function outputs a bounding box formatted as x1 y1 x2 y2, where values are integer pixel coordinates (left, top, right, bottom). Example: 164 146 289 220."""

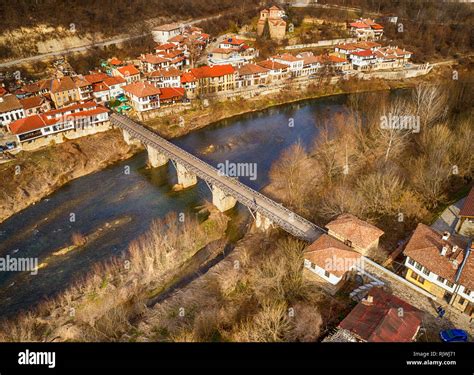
459 187 474 217
403 223 472 287
326 214 384 249
339 287 422 342
304 234 361 277
123 82 161 98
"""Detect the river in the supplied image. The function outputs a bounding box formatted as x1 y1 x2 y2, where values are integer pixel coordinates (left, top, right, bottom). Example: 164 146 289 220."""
0 94 349 317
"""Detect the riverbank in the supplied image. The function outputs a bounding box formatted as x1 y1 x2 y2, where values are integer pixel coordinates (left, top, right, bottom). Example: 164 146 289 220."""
0 65 454 224
0 129 137 223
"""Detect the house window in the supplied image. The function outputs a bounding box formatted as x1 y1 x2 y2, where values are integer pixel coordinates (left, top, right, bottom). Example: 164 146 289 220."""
458 297 465 305
437 276 445 283
408 258 415 266
310 262 315 269
422 267 430 276
465 289 472 296
415 263 423 271
324 270 330 278
445 280 454 288
411 272 424 284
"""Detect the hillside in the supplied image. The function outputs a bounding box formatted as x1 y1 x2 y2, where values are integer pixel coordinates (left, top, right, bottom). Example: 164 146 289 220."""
0 0 263 60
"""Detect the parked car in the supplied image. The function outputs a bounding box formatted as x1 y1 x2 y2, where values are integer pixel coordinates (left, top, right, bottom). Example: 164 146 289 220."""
439 329 468 342
0 145 5 152
5 141 16 150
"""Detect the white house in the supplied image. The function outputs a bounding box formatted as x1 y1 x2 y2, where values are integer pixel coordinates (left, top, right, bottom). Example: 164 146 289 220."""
303 234 362 295
270 54 304 77
147 68 182 88
122 82 161 112
152 23 183 43
9 102 109 145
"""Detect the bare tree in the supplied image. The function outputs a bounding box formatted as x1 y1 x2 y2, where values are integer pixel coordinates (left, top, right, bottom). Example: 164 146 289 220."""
412 84 448 129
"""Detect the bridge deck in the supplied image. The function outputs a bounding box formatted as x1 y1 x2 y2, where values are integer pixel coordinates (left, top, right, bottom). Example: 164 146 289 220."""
111 113 325 242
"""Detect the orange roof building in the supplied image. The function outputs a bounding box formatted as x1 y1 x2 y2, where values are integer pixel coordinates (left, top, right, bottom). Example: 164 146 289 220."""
303 234 361 294
325 214 384 255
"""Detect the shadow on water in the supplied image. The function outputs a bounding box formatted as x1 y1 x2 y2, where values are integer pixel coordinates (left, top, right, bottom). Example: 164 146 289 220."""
0 94 350 317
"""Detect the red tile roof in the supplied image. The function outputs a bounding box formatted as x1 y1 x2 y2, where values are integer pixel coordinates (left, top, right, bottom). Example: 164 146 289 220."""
257 60 288 70
9 103 108 134
181 72 196 83
304 234 361 278
190 64 235 79
0 94 23 113
84 73 108 84
123 82 161 98
460 187 474 217
140 54 170 64
339 287 422 342
148 68 182 78
117 65 140 77
272 53 303 62
326 214 384 250
159 87 185 101
352 49 374 57
50 76 76 93
103 76 126 87
19 96 46 110
238 63 269 76
109 57 122 66
403 223 472 288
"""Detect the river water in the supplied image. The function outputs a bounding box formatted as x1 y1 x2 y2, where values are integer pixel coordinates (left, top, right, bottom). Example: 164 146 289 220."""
0 94 349 317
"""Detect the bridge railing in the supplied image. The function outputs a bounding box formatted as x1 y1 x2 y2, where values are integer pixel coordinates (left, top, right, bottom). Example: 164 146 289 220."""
111 113 326 241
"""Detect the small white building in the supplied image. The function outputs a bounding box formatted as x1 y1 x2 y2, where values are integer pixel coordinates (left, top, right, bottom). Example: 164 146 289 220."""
303 234 362 295
270 54 304 77
152 23 183 43
122 82 161 112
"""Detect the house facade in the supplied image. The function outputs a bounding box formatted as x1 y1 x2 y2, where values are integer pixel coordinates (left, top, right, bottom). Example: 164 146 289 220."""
49 77 81 109
325 213 384 256
122 82 161 112
0 94 25 128
403 224 473 319
303 234 362 295
236 63 270 88
189 65 236 96
112 65 141 84
9 102 110 146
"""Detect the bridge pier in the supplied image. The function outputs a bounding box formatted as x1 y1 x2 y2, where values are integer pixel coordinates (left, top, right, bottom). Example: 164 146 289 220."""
255 211 273 231
122 129 141 146
212 185 237 212
146 145 169 168
176 162 197 188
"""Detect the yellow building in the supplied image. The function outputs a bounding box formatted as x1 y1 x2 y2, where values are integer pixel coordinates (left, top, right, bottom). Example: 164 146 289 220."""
403 223 474 320
49 77 80 109
189 64 235 96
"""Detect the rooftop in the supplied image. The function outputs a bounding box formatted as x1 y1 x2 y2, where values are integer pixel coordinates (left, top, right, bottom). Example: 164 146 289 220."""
325 213 384 250
339 287 422 342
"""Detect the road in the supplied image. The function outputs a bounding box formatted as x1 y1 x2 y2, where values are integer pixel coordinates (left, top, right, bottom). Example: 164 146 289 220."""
111 113 325 242
0 13 224 69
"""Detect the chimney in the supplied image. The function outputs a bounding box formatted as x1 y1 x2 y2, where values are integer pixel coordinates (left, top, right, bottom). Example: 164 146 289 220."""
440 246 448 256
442 232 450 241
363 295 374 305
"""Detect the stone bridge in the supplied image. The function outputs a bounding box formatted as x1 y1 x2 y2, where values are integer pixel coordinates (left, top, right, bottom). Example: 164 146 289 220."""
111 113 324 242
